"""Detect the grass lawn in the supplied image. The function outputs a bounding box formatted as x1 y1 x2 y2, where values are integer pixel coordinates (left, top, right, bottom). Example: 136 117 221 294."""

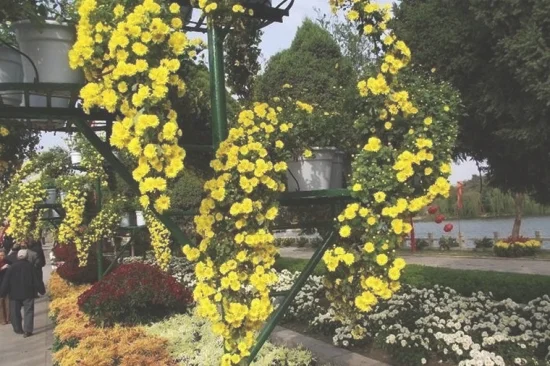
397 248 550 260
274 257 550 302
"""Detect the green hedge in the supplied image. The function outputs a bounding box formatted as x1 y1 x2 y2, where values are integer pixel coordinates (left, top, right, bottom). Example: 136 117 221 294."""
274 257 550 302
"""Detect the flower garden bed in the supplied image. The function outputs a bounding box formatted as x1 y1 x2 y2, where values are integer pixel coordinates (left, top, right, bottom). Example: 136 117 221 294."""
113 255 550 366
48 261 317 366
272 270 550 366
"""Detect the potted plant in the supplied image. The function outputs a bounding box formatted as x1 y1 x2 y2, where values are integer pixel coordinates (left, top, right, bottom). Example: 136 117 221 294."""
0 23 23 106
42 177 58 204
285 109 353 191
5 0 83 107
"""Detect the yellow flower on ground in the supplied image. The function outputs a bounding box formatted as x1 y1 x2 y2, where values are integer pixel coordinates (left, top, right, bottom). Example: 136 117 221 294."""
339 225 352 238
376 254 388 266
374 191 386 203
363 242 375 253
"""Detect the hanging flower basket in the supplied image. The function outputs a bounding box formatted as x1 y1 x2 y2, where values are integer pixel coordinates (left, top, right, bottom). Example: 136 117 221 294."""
286 147 337 191
45 188 57 204
70 152 82 167
330 149 345 189
13 20 84 108
0 45 23 106
135 211 146 227
119 212 132 228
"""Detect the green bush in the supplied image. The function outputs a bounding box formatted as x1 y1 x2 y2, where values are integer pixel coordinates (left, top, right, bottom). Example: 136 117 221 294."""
416 239 430 250
438 236 459 250
474 237 494 249
169 169 204 210
274 257 550 302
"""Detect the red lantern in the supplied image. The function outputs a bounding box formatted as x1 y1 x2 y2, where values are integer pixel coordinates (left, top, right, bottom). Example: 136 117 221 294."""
444 223 453 232
428 206 438 214
435 214 445 224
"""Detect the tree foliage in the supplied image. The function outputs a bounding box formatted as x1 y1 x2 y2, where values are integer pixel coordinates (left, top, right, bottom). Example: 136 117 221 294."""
393 0 550 204
315 8 376 75
224 19 262 101
433 175 550 219
0 126 39 189
254 19 358 152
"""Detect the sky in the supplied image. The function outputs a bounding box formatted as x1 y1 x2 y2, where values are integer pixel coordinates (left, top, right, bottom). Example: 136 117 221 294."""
39 0 478 184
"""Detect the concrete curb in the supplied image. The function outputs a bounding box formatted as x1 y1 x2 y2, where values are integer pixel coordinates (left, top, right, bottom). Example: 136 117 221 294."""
270 326 391 366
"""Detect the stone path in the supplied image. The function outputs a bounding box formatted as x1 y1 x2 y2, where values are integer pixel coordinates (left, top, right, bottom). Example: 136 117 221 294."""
271 326 390 366
279 247 550 276
0 246 53 366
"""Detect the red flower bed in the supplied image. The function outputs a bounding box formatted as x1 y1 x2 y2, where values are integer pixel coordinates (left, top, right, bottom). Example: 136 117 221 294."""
78 263 193 325
55 242 110 285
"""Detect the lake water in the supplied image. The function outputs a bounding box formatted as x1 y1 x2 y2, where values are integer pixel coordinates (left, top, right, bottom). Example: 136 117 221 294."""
412 216 550 249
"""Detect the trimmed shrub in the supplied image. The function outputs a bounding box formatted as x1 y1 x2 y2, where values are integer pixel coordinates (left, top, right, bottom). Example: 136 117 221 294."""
78 263 193 325
474 237 493 249
274 257 550 302
438 236 459 250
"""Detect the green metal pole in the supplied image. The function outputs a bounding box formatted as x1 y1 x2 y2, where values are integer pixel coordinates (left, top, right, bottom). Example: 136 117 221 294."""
72 119 193 247
102 233 137 277
247 231 337 364
207 22 228 148
95 177 103 280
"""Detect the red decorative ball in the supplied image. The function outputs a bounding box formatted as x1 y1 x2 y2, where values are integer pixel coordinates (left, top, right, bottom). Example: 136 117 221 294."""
435 214 445 224
428 206 438 215
444 223 453 232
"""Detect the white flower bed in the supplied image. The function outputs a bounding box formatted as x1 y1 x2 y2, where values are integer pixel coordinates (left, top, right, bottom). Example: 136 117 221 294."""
275 270 550 366
123 258 550 365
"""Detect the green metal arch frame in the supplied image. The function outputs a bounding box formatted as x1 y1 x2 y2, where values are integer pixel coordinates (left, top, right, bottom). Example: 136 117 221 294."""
0 17 352 366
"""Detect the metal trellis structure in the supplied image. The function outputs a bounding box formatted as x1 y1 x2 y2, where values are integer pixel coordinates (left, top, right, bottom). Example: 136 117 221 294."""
0 1 353 362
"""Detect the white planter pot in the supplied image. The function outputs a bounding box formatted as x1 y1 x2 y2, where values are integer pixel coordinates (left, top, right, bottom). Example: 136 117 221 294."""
120 212 131 228
286 147 336 192
330 150 345 189
45 189 57 204
135 211 146 227
60 191 67 201
70 152 82 167
0 46 23 106
13 20 84 108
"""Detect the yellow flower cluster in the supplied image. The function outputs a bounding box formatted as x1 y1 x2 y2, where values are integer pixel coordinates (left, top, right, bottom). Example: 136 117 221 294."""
58 178 88 261
5 181 46 243
145 212 172 270
71 0 201 267
80 197 124 267
495 239 541 249
71 0 196 211
321 0 458 328
195 0 255 19
0 126 9 137
190 101 308 365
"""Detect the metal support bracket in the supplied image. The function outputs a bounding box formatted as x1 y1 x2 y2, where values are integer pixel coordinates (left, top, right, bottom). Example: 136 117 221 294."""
71 118 193 247
247 230 336 363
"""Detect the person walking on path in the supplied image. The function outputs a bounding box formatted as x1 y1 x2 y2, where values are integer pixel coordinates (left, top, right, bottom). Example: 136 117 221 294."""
0 249 10 324
6 244 19 265
0 220 14 254
0 249 46 337
28 238 46 292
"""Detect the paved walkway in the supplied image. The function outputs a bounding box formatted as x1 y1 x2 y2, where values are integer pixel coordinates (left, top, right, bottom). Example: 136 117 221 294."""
279 247 550 276
0 246 53 366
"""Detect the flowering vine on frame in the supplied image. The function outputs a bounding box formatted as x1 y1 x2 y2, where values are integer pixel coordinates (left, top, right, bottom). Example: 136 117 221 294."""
70 0 203 266
187 99 314 365
320 0 459 330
